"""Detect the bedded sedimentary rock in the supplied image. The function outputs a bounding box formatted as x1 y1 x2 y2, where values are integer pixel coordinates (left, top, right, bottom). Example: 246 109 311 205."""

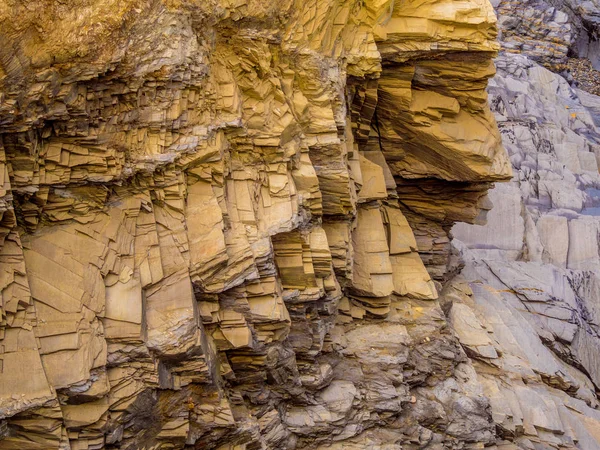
0 0 512 449
452 11 600 446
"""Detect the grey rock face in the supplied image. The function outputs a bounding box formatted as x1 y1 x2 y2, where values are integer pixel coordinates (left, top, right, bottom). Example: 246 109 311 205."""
496 0 600 69
452 51 600 449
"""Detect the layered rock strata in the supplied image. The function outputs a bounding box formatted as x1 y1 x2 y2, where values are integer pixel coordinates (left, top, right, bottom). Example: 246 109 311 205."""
0 0 514 449
495 0 600 71
452 1 600 448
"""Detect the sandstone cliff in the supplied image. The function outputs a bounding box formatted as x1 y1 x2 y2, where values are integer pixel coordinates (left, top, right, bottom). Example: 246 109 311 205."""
0 0 597 449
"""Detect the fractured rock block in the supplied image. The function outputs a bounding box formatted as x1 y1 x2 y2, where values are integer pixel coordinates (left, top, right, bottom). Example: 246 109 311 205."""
350 206 394 297
0 0 518 447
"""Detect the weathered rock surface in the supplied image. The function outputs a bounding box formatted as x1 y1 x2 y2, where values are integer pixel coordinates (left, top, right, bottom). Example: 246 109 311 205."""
0 1 514 448
453 6 600 447
495 0 600 71
8 0 600 449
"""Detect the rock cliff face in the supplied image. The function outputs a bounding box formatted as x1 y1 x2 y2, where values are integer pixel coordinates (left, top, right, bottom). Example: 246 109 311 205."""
0 0 597 449
452 1 600 449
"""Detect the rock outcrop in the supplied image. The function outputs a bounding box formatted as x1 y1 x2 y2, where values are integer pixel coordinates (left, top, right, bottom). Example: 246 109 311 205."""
452 1 600 449
495 0 600 71
0 1 512 448
5 0 600 449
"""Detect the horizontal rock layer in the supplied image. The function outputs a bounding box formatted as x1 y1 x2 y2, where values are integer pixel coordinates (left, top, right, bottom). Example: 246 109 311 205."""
0 0 543 449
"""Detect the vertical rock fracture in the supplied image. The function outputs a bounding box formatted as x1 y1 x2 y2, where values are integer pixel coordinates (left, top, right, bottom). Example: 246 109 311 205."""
0 0 514 448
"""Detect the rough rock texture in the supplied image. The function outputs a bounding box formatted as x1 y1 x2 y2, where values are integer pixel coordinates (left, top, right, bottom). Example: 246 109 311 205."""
494 0 600 71
0 1 515 449
10 0 600 449
452 2 600 448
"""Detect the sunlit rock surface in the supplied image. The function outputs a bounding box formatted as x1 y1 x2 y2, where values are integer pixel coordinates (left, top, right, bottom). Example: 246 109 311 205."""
0 0 556 449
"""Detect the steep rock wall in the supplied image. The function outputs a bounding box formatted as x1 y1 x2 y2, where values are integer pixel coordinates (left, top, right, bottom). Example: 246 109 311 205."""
452 1 600 449
0 1 512 449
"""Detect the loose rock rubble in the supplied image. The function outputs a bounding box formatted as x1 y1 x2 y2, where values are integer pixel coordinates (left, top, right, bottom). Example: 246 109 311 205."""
567 57 600 95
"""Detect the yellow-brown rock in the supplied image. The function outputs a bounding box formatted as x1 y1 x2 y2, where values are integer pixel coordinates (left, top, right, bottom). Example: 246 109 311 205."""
0 0 509 448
